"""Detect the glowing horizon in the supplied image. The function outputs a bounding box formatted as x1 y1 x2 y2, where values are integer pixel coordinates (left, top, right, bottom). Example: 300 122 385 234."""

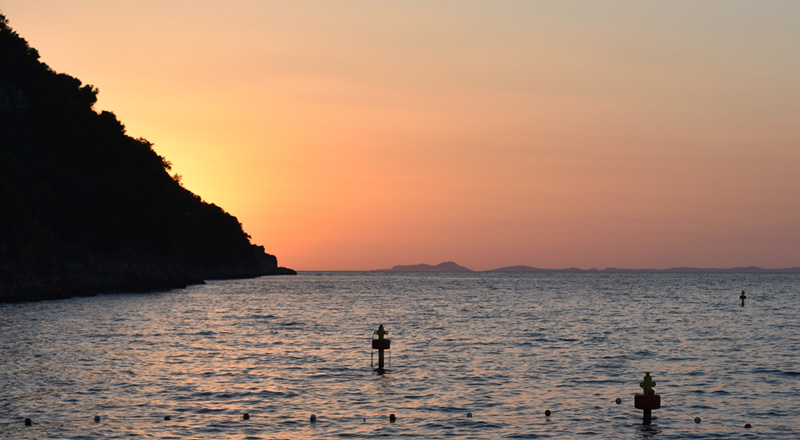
4 1 800 271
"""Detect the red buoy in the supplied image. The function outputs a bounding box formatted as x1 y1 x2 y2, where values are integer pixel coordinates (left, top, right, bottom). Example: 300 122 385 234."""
635 373 661 425
634 391 661 410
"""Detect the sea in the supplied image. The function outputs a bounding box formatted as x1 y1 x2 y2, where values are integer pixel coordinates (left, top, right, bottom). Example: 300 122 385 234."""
1 271 798 439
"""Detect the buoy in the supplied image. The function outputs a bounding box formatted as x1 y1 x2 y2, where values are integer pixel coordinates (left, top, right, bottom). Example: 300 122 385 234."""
310 414 316 422
372 325 391 374
466 412 472 418
242 413 250 420
615 397 622 404
545 410 551 417
744 423 752 428
694 417 701 424
24 417 32 426
164 416 171 421
94 415 101 423
389 413 397 422
740 290 746 307
634 372 661 425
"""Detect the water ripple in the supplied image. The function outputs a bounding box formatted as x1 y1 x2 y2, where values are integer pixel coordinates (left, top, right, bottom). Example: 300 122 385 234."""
2 272 799 438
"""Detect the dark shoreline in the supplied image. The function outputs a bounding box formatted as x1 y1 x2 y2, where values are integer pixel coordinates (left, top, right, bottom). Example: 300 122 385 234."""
1 267 296 304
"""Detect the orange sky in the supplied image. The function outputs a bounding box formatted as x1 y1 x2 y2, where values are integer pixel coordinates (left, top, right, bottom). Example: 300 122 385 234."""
4 1 800 271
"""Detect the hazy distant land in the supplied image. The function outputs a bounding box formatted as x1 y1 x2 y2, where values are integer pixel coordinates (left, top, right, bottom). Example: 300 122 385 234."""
379 262 800 273
383 262 473 272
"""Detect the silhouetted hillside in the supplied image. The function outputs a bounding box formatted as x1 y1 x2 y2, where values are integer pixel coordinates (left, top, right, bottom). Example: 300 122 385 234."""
0 15 294 302
380 262 472 272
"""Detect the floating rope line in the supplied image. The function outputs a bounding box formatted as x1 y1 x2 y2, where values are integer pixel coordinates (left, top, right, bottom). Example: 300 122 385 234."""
660 395 755 429
5 384 757 432
6 406 570 429
659 395 702 424
6 403 757 432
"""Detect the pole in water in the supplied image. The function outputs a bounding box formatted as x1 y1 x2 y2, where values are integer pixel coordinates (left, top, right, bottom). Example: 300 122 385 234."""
372 325 391 374
740 290 746 307
634 372 661 425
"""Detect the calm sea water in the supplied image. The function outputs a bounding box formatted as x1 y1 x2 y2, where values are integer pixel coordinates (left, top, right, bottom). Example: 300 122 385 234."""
1 272 798 439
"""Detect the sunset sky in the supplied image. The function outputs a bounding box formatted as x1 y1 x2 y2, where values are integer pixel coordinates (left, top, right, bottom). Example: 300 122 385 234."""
4 1 800 271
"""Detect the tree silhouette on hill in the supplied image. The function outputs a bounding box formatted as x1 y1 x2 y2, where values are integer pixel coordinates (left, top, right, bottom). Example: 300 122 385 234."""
0 14 294 302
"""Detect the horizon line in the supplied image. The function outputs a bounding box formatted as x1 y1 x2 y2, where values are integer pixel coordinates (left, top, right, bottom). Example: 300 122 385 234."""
290 264 800 273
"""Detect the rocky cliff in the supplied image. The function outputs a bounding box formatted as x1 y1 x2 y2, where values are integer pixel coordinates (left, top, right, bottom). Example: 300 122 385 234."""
0 15 294 302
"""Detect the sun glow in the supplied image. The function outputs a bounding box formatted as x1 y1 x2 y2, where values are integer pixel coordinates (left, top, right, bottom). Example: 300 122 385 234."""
5 0 800 270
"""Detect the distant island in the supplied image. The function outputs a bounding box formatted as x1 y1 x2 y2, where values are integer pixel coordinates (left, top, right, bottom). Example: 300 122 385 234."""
382 261 472 272
0 15 294 302
378 262 800 273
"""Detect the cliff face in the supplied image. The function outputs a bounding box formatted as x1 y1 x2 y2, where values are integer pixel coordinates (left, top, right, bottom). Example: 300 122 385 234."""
0 15 294 302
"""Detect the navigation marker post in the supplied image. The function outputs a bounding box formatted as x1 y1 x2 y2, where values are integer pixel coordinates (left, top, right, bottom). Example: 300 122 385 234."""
634 372 661 425
372 325 391 374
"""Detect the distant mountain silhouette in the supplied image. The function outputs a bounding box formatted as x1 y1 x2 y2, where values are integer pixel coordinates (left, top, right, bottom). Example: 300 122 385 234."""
487 265 800 273
487 266 591 272
377 262 800 273
0 14 294 302
382 261 472 272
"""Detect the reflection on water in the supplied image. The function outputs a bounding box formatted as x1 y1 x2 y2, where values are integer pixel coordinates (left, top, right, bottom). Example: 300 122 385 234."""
1 272 799 439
